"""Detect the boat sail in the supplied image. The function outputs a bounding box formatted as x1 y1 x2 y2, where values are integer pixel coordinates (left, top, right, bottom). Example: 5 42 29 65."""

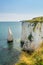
7 27 13 43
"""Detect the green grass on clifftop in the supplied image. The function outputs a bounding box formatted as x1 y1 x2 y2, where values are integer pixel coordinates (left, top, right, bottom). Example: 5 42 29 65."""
23 16 43 22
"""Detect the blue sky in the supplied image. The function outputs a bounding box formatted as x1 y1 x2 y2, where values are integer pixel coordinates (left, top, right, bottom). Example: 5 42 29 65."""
0 0 43 21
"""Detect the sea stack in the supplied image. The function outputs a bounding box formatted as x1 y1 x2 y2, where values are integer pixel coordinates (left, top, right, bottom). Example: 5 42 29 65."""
7 27 13 43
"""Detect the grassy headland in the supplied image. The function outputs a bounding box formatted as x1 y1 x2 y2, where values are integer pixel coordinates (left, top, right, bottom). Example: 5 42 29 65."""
23 16 43 22
15 43 43 65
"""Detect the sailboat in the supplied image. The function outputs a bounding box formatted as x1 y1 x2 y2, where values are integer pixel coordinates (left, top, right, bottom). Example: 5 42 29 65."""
7 27 13 43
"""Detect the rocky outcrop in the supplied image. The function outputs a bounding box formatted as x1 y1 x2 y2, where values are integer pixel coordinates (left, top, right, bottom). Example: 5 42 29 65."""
7 27 13 43
21 17 43 51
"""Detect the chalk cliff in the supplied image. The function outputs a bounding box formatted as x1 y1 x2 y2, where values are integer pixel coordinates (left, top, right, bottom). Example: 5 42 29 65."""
21 17 43 50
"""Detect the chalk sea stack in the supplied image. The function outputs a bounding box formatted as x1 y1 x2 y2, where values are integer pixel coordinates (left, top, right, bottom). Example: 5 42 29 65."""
7 27 13 43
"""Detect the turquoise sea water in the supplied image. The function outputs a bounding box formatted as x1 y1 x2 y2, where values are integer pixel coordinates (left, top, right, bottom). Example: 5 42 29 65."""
0 22 22 65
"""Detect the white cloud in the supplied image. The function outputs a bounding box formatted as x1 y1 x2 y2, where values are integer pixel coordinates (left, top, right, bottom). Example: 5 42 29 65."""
0 13 43 21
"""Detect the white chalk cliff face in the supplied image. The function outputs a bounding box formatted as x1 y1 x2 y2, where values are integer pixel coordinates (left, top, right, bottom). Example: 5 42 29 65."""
21 22 43 50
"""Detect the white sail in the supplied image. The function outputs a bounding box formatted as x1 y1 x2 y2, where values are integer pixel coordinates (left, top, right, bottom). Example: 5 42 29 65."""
7 27 13 42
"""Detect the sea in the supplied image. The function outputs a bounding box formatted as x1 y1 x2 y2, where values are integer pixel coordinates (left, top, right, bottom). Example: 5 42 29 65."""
0 22 22 65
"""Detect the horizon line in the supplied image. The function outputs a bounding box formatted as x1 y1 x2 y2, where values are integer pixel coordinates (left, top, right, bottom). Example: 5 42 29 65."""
0 13 43 22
